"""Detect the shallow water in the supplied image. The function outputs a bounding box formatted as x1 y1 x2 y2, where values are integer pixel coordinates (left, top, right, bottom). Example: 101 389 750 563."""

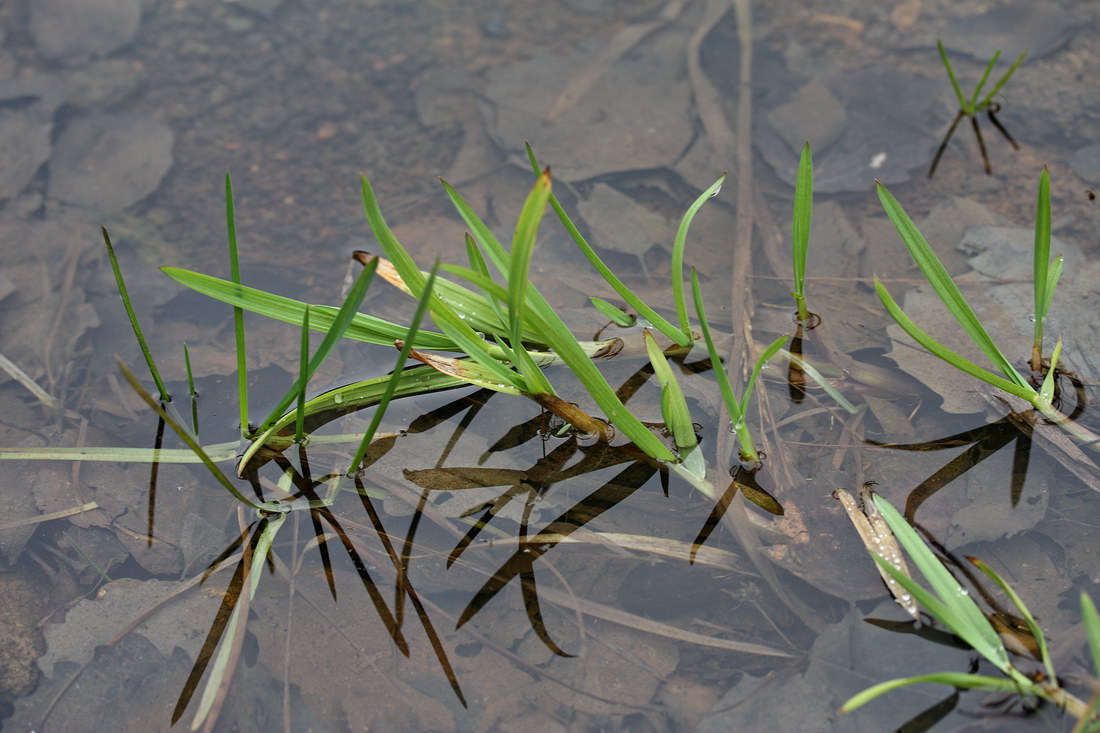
1 0 1099 731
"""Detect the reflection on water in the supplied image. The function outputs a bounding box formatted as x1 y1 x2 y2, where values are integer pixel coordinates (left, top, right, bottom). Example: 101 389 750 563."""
1 0 1099 730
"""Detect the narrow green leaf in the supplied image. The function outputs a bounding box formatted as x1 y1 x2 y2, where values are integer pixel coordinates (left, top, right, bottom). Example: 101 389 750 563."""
841 672 1021 713
1034 167 1052 352
791 142 813 322
102 228 170 403
977 51 1027 109
969 50 1002 109
780 350 859 413
877 182 1032 392
225 172 249 436
182 342 198 436
160 267 457 349
522 143 691 347
1039 338 1063 404
740 335 787 417
118 360 281 512
506 169 555 396
360 176 520 387
295 306 310 443
255 258 378 433
591 298 636 327
1082 593 1100 679
671 174 727 338
875 278 1037 402
969 555 1056 683
644 330 697 452
691 269 754 462
348 263 441 474
1043 254 1064 321
937 40 969 110
872 494 1010 672
444 173 676 462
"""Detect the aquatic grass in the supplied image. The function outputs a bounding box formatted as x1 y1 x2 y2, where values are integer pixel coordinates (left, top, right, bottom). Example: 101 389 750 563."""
224 173 250 437
790 142 813 323
526 142 722 347
874 173 1083 435
1031 168 1064 373
929 40 1026 177
102 227 170 403
691 268 785 465
841 493 1098 726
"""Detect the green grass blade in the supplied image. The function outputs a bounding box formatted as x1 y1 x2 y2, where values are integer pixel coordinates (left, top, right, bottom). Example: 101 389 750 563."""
1043 255 1064 321
841 672 1021 713
361 175 520 387
102 227 170 402
295 306 310 442
160 267 457 349
238 365 465 470
792 142 813 322
740 335 787 417
644 330 697 452
779 350 859 413
224 173 250 436
875 278 1036 402
670 174 727 338
1033 167 1052 355
182 342 198 436
1082 593 1100 678
118 360 281 512
978 51 1027 109
465 233 510 334
969 555 1056 683
443 171 675 461
522 143 691 347
691 269 754 462
1039 338 1063 405
872 494 1010 672
506 169 555 395
969 50 1002 109
348 263 441 474
255 258 378 433
937 40 969 110
591 298 636 327
875 183 1033 392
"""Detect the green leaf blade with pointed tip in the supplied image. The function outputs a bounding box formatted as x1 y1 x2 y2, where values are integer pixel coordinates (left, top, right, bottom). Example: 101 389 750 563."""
876 182 1032 393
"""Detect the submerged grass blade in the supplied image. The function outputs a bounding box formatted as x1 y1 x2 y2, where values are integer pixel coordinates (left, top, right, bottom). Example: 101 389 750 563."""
791 142 813 322
102 227 170 403
182 343 198 436
1083 593 1100 679
876 182 1032 393
295 306 310 442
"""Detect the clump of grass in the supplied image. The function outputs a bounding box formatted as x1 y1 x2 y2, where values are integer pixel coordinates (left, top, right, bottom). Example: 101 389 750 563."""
841 492 1100 729
874 168 1081 436
928 40 1026 178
